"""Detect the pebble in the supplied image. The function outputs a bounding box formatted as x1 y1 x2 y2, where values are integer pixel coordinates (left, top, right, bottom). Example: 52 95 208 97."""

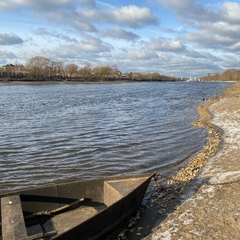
151 97 222 216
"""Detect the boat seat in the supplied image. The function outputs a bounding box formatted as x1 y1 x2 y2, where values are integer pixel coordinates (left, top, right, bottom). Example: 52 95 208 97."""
1 195 27 240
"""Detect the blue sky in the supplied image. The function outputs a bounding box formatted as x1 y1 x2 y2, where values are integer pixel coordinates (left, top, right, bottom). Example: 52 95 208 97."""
1 0 240 77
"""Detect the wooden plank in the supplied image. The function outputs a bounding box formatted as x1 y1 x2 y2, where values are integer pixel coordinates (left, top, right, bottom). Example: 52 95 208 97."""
106 177 148 196
23 231 57 240
42 204 106 237
1 195 27 240
104 182 123 206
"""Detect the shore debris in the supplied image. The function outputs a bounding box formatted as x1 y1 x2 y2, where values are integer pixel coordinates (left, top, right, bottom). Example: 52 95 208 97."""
149 96 224 229
168 97 221 185
105 89 231 240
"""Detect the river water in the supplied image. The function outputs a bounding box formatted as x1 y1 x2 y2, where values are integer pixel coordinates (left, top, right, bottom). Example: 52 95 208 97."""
0 81 229 192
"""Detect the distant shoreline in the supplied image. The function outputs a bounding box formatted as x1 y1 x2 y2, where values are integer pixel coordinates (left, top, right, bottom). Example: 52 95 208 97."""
0 80 234 86
0 79 178 86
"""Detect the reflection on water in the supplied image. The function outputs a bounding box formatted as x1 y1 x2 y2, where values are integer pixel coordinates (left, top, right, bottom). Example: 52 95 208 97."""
0 82 229 192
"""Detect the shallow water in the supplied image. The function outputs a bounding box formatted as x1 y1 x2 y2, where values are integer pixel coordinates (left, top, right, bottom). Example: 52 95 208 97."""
0 81 229 192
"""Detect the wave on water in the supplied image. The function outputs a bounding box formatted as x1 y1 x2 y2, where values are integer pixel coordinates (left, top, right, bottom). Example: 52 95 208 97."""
0 81 229 192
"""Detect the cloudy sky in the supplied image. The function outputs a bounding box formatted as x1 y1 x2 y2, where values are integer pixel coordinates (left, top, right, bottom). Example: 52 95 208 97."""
1 0 240 77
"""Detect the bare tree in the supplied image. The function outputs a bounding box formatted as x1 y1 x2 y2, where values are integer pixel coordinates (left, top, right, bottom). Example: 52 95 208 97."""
131 72 144 80
220 69 240 81
201 69 240 81
111 64 121 79
25 56 51 80
65 63 78 78
93 66 114 81
48 61 64 79
78 65 92 81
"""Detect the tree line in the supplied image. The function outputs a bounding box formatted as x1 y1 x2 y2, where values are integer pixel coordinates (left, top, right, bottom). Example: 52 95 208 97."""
0 56 176 82
201 69 240 82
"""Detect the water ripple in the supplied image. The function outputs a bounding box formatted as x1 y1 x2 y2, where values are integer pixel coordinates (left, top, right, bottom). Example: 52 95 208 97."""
0 82 229 192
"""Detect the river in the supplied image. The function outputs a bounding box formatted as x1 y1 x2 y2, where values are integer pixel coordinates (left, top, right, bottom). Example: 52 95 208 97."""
0 81 229 192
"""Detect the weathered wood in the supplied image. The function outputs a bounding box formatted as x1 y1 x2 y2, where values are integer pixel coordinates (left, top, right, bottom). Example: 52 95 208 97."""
1 195 27 240
0 173 154 240
104 182 123 206
25 197 85 220
23 230 57 240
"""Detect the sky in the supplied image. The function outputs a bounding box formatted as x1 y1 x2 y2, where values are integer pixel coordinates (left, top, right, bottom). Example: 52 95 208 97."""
1 0 240 77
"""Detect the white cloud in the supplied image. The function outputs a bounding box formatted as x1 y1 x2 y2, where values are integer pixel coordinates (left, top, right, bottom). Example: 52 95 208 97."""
126 49 158 60
1 1 158 31
158 0 218 21
229 42 240 51
99 27 140 41
221 2 240 22
148 38 186 52
185 49 218 60
79 33 111 52
1 0 240 77
46 34 111 60
108 5 158 28
51 5 158 31
34 28 78 43
44 10 97 32
159 0 199 11
0 50 17 59
79 0 96 8
0 0 77 12
185 20 240 51
219 54 240 69
158 0 240 54
0 33 24 45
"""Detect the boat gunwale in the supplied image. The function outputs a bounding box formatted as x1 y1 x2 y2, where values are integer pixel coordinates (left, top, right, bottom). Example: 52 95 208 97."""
0 172 155 198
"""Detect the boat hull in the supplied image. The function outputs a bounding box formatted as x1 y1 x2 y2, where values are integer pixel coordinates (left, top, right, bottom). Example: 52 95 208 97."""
0 173 154 240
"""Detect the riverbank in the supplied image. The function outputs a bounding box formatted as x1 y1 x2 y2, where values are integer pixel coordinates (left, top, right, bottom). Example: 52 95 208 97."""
0 80 132 85
103 82 239 240
0 79 178 86
144 82 240 239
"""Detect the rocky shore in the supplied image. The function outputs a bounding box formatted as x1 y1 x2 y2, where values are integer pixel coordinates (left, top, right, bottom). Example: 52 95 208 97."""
144 82 240 239
104 82 239 240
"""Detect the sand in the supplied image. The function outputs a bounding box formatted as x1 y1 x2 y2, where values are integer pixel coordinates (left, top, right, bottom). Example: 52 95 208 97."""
144 82 240 240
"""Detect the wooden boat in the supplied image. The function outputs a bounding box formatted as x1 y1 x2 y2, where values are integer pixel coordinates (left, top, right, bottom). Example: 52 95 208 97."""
0 173 155 240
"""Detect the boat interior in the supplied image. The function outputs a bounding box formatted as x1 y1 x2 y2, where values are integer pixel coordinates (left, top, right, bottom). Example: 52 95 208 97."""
0 176 148 239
